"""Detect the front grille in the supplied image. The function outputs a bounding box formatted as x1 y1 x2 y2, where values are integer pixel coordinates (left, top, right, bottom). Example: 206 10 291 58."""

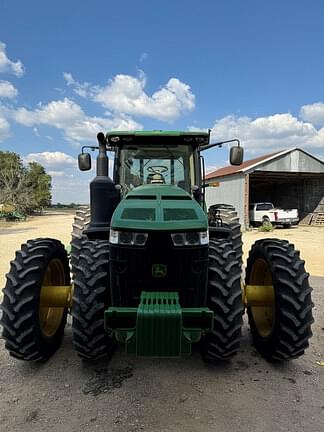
109 232 208 307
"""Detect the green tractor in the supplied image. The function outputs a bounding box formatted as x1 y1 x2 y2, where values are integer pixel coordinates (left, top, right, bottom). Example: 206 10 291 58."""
1 131 313 362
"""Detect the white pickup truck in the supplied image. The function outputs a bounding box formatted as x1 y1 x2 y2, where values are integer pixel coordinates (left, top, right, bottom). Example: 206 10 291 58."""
249 202 299 227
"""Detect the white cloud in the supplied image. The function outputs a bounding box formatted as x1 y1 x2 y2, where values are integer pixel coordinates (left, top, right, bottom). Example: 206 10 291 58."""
14 97 142 143
139 52 148 63
0 41 24 77
300 102 324 127
63 72 90 98
15 98 84 126
0 80 18 98
33 127 40 136
0 114 10 141
206 164 221 174
63 72 74 86
209 112 324 154
25 151 76 168
47 170 66 177
64 72 195 122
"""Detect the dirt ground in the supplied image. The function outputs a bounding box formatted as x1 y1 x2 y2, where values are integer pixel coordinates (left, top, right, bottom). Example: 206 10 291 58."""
0 213 323 431
0 211 75 289
243 226 324 278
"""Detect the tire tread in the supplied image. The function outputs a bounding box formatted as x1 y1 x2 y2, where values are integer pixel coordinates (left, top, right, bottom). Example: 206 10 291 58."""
72 239 114 360
201 239 243 361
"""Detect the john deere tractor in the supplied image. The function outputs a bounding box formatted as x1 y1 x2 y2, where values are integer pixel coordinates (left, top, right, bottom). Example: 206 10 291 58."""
1 131 313 362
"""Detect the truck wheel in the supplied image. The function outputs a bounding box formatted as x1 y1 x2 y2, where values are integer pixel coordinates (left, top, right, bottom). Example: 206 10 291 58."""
201 240 243 361
246 239 314 361
72 239 115 360
1 238 70 361
208 204 243 264
70 206 90 277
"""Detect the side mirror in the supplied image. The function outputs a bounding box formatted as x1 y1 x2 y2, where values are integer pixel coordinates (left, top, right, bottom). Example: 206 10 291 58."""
78 153 91 171
230 146 244 166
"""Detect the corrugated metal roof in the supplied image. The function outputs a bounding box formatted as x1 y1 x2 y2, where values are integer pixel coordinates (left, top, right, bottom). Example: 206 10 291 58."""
205 148 324 179
205 150 283 179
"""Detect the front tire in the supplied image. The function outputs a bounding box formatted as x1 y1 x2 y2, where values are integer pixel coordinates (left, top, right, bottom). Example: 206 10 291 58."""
1 238 70 361
72 239 115 360
201 240 243 361
246 239 314 361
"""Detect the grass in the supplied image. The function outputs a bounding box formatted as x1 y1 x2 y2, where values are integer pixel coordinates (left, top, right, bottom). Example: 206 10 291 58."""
259 222 274 232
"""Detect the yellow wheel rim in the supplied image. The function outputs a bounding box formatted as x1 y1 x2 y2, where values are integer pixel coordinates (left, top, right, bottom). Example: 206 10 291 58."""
39 258 66 338
249 258 275 338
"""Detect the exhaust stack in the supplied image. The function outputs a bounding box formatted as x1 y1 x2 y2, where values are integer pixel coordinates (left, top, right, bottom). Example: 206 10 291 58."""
85 132 119 239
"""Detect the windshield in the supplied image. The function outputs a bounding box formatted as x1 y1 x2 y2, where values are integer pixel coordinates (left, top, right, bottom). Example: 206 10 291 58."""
256 203 274 211
117 144 196 194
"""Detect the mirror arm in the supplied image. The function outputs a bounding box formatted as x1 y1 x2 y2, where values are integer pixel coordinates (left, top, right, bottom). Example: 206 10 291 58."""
81 145 98 154
199 138 241 152
81 144 115 153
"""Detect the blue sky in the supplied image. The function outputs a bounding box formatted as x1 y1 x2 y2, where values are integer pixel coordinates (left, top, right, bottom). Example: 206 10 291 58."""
0 0 324 203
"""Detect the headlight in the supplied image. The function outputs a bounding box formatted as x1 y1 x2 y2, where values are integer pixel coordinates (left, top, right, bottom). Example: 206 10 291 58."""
109 229 148 246
171 231 209 247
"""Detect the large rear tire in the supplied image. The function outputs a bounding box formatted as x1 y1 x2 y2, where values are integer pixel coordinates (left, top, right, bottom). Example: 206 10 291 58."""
201 239 243 361
1 238 70 361
246 239 314 361
72 239 115 360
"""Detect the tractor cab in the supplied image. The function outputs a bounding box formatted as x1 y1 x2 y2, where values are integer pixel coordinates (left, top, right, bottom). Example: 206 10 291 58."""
109 131 207 201
78 131 244 240
109 131 244 201
78 131 244 211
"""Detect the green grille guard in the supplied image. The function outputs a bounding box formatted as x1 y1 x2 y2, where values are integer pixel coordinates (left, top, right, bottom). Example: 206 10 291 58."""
105 292 213 357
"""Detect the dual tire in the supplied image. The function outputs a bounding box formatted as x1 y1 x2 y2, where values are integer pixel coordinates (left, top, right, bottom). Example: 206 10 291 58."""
202 238 314 362
0 236 114 361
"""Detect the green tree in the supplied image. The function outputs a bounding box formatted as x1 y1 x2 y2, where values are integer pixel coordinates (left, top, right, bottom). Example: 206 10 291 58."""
24 162 52 211
0 151 52 215
0 151 29 213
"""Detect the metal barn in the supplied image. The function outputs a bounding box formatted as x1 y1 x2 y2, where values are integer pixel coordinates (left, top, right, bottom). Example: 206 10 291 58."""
205 148 324 229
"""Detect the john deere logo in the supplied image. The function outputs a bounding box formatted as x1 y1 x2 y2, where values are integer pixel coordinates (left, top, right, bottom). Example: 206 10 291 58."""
152 264 167 278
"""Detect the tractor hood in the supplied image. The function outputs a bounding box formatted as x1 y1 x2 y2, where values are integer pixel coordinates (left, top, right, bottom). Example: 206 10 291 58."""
111 184 207 231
